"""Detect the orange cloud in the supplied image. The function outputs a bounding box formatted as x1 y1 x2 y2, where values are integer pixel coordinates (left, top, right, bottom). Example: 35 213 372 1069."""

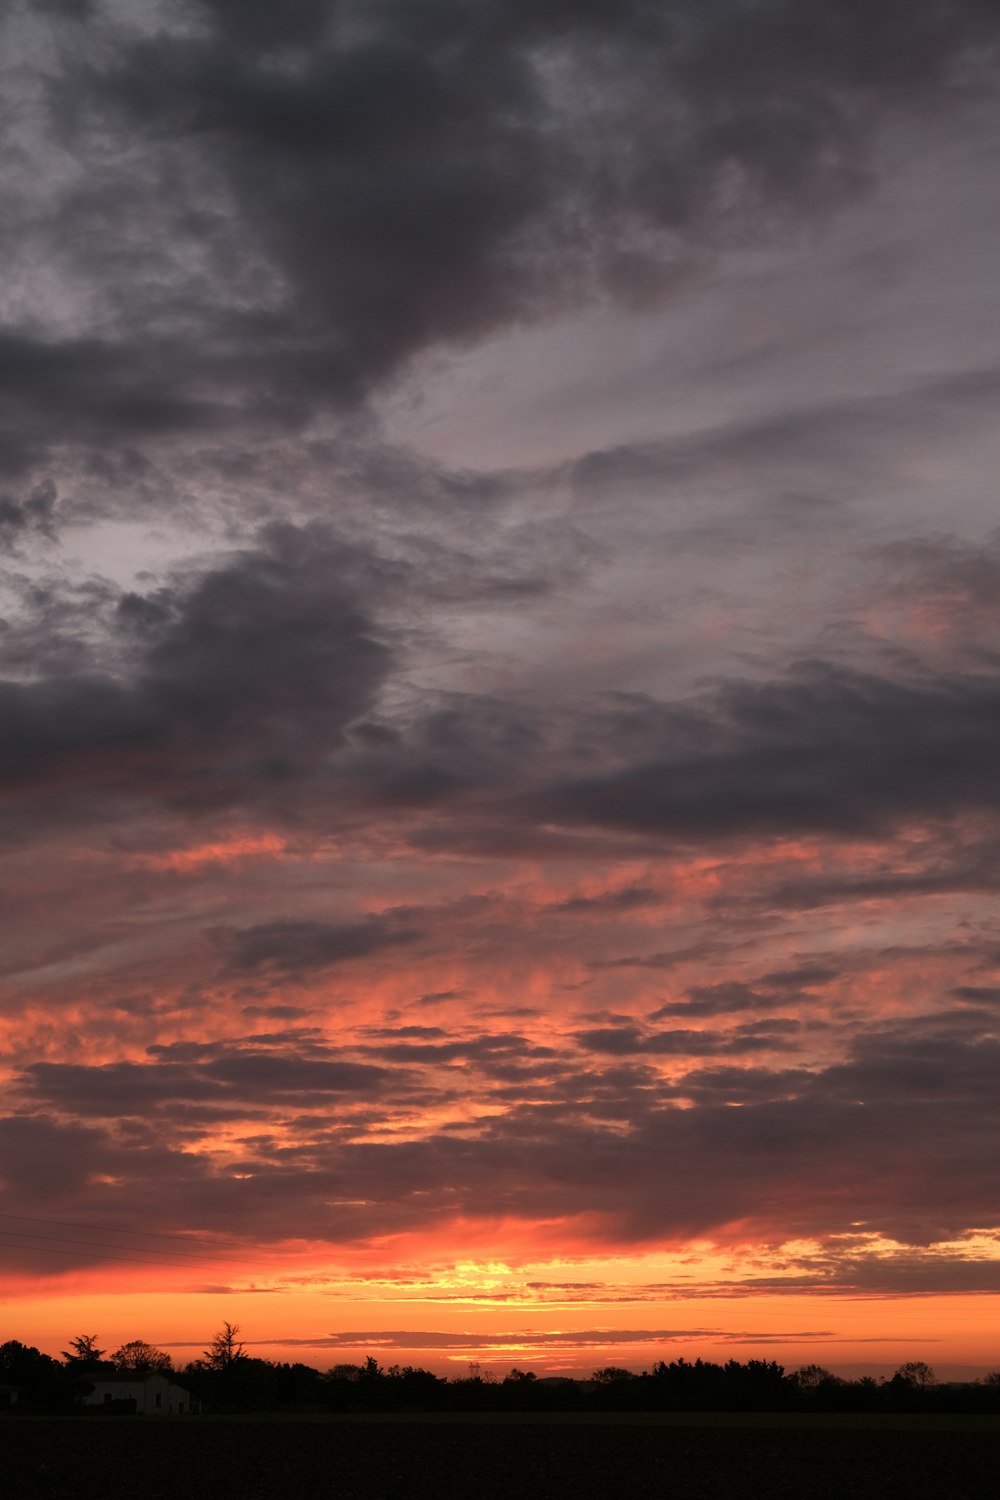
127 833 287 873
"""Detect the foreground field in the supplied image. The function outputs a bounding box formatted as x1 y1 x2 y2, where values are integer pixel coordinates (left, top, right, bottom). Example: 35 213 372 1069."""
4 1415 999 1499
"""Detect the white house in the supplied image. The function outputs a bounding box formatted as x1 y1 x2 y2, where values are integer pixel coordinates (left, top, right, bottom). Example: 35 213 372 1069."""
84 1371 195 1415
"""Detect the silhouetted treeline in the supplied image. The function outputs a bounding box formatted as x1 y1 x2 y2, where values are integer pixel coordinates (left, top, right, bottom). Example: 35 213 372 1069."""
3 1336 999 1415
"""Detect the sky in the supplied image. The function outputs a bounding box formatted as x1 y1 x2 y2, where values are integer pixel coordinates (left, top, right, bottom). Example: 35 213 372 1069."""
1 0 1000 1380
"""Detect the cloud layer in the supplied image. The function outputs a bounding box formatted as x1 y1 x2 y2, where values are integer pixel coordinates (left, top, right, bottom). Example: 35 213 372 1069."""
1 1 1000 1363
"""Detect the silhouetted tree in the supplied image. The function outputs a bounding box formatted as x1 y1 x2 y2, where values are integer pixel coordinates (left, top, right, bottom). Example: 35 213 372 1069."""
204 1321 246 1370
271 1360 328 1408
109 1339 172 1374
61 1334 105 1370
894 1360 935 1388
853 1376 883 1411
184 1350 276 1412
794 1363 836 1390
0 1340 69 1409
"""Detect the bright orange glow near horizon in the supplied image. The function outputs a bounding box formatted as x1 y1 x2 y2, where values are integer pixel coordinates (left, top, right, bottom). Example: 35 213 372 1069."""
5 1205 1000 1379
7 1259 1000 1381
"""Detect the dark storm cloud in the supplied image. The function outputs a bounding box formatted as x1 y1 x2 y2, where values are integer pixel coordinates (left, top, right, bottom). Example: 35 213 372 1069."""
240 1004 315 1021
759 965 841 989
652 987 774 1021
0 479 58 546
530 662 1000 843
653 969 837 1020
813 1251 1000 1296
324 653 1000 856
9 1008 995 1263
362 1032 556 1066
953 985 1000 1004
0 522 391 819
750 838 1000 912
139 525 388 755
0 1115 113 1202
674 1065 818 1107
536 1252 1000 1298
9 558 1000 863
31 0 95 16
16 1036 390 1118
573 1023 794 1058
0 330 226 451
329 655 1000 859
821 1028 1000 1106
3 0 993 489
222 915 422 978
0 569 120 679
198 0 334 51
548 885 659 915
589 951 695 973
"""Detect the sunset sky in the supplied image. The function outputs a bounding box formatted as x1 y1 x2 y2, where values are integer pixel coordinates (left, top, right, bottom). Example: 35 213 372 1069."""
2 0 1000 1380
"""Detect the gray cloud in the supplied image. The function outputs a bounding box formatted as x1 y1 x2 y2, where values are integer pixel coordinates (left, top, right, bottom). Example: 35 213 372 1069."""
16 1037 390 1121
0 0 994 503
574 1024 794 1058
653 969 837 1020
528 662 1000 843
569 368 1000 509
2 0 1000 1325
0 478 58 546
549 885 660 915
0 522 391 823
10 637 979 860
363 1032 556 1067
222 915 421 978
318 657 1000 858
7 1010 997 1263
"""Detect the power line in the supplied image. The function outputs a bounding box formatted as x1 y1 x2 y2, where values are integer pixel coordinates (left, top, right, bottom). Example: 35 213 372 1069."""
0 1210 241 1252
0 1236 229 1274
0 1226 228 1269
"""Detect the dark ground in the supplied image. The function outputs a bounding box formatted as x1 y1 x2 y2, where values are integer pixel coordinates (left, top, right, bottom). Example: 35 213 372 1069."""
3 1414 999 1499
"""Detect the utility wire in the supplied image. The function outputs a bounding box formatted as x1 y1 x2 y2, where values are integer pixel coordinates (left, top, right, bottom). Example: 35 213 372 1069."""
0 1236 231 1273
0 1226 228 1269
0 1209 242 1250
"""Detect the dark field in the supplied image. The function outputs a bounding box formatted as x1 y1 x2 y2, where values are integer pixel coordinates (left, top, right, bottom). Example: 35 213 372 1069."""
4 1415 999 1500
